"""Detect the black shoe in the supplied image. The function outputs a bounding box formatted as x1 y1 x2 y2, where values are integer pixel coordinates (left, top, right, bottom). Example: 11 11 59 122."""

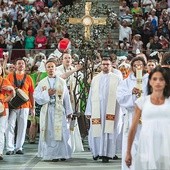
29 139 36 144
113 155 119 160
52 159 59 162
29 141 36 144
0 155 3 160
60 158 66 161
93 155 99 160
102 156 109 163
6 151 15 155
16 150 24 154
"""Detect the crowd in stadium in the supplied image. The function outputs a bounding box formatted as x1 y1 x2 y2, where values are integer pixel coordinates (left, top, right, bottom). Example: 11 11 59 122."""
0 0 170 170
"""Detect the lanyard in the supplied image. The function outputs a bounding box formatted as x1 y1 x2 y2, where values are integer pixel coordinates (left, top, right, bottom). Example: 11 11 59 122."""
47 77 56 89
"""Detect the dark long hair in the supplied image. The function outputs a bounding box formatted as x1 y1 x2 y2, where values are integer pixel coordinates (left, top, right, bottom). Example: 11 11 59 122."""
147 66 170 98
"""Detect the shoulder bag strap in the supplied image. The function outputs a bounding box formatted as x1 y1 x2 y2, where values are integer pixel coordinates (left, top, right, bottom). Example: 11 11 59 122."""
20 74 27 88
13 72 27 88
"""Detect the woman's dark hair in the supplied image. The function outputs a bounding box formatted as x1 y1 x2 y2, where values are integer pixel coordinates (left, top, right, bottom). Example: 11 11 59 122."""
147 66 170 98
130 56 146 67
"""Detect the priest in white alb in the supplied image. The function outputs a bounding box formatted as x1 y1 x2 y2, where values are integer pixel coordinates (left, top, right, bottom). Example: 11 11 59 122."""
56 53 84 153
85 57 121 163
33 59 73 161
116 57 148 170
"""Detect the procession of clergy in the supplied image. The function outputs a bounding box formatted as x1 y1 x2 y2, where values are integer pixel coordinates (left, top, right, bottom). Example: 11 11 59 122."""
1 42 168 169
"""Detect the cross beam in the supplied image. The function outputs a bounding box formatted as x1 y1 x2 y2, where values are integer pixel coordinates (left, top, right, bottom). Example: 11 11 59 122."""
69 2 107 40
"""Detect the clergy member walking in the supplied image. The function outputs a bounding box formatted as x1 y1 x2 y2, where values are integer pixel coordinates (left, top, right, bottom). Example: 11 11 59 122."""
33 59 73 161
85 57 121 163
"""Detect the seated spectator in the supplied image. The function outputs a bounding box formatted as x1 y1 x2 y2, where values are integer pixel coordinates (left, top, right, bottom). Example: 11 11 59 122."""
156 2 163 19
146 37 154 56
149 9 158 34
149 35 162 51
159 35 169 50
119 20 132 44
159 0 168 10
120 9 133 26
25 29 35 50
24 0 33 12
14 13 24 31
119 37 130 56
26 20 38 36
161 52 170 80
142 19 154 48
131 34 143 55
34 0 44 13
49 0 61 17
157 18 169 38
141 0 156 17
9 3 18 24
43 21 52 36
39 6 52 25
132 13 144 34
119 1 130 17
160 9 169 23
35 28 47 52
131 2 143 15
0 35 7 49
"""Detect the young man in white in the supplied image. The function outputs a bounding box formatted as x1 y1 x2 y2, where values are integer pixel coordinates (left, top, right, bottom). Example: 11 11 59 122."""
34 60 73 161
56 53 84 153
85 57 121 163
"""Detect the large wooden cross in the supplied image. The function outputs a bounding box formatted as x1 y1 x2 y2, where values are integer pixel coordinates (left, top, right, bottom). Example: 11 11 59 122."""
69 2 107 40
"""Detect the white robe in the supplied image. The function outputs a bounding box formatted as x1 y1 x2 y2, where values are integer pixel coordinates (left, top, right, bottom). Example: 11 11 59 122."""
113 68 124 155
33 76 73 160
85 72 120 158
116 72 149 170
56 64 84 153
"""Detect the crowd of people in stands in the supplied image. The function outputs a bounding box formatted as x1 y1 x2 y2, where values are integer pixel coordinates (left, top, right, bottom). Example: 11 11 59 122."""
0 0 74 61
0 0 170 169
119 0 170 58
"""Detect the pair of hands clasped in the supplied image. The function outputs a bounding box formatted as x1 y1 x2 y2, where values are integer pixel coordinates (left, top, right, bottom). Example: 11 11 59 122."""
42 86 56 96
42 86 72 119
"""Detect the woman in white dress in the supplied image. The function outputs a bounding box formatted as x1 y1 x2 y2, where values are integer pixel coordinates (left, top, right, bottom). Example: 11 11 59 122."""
125 66 170 170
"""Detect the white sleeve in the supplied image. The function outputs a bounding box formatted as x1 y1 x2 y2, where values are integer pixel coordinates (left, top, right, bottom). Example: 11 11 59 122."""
63 83 73 115
33 84 50 105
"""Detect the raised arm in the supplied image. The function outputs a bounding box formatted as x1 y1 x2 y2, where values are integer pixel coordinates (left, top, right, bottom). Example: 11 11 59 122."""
60 64 83 79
